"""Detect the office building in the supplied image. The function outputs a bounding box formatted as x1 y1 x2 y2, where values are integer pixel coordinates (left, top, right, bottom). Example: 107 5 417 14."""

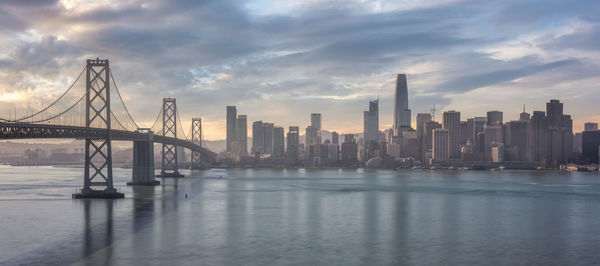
332 131 339 145
252 121 264 155
424 121 442 163
311 113 322 144
487 111 503 126
545 100 573 163
263 122 274 155
226 106 237 153
585 122 598 131
432 128 449 162
443 111 461 158
393 74 412 137
582 130 600 164
273 126 284 159
364 99 379 143
236 115 247 157
506 120 528 161
286 126 300 165
416 113 432 162
341 134 358 163
519 105 530 121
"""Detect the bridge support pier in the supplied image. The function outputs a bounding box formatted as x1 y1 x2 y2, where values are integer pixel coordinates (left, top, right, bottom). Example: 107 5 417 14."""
73 58 124 199
128 132 160 186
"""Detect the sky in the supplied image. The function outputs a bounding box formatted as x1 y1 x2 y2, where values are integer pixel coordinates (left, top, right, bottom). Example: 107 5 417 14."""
0 0 598 140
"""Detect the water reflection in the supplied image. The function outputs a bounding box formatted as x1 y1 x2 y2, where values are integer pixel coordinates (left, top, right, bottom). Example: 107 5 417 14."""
82 199 114 265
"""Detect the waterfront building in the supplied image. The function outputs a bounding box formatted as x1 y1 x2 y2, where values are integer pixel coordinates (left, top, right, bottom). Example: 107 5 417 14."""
364 99 379 143
506 120 528 161
226 106 237 153
416 113 432 162
393 74 412 137
432 128 449 163
443 111 461 159
311 113 322 144
273 126 284 159
263 122 274 155
236 115 248 157
341 134 358 163
582 130 600 164
252 121 264 155
286 126 300 165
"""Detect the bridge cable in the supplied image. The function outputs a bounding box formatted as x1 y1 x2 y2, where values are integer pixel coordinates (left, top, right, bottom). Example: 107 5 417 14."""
149 105 163 134
0 66 85 122
109 70 140 129
110 110 128 131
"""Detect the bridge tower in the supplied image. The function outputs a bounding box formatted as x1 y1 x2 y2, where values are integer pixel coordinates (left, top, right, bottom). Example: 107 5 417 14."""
158 98 184 177
190 118 205 170
73 58 124 199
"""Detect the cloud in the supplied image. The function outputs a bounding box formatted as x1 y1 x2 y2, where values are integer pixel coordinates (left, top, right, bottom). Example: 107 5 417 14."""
0 0 598 139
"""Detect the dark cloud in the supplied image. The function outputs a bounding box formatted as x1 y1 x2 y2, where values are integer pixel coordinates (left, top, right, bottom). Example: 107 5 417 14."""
436 59 578 93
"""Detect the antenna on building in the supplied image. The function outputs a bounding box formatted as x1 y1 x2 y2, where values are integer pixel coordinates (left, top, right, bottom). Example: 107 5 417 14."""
523 104 526 112
430 104 436 122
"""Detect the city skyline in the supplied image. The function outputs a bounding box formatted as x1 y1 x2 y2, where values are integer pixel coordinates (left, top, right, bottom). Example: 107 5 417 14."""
0 1 598 140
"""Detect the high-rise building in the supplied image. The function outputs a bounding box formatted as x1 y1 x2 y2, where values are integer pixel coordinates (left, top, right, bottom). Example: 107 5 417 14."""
459 121 469 146
341 134 358 163
263 122 274 155
236 115 247 157
305 126 315 147
416 113 432 162
585 122 598 131
432 128 449 162
311 113 322 144
545 100 573 163
519 105 530 121
363 99 379 143
393 74 412 136
252 121 264 154
582 130 600 164
286 126 300 165
424 121 442 163
273 126 284 159
226 106 237 153
487 111 503 126
332 131 339 145
443 111 461 159
473 117 487 151
528 111 549 163
506 120 528 161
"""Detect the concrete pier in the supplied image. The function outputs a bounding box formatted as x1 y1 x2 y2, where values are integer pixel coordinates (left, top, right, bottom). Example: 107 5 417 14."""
128 132 160 186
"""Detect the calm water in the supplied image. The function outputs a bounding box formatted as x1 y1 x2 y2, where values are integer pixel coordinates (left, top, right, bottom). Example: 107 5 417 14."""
1 166 600 265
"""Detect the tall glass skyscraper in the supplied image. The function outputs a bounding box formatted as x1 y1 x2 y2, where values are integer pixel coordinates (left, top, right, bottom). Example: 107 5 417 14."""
393 74 411 136
226 106 237 153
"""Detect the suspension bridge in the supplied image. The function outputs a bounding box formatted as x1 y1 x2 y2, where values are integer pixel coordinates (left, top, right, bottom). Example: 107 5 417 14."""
0 58 216 199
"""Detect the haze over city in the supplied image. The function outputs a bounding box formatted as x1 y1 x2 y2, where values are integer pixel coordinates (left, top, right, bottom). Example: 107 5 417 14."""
1 0 599 139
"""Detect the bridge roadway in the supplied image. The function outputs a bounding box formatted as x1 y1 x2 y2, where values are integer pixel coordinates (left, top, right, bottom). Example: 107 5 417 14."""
0 122 216 159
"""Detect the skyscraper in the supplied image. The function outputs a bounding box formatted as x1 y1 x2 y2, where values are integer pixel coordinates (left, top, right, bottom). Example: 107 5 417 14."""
393 74 411 136
273 126 284 159
311 113 322 144
546 100 573 163
519 105 530 121
432 128 449 162
286 126 300 165
528 111 549 163
443 111 461 159
363 99 379 143
487 111 503 126
252 121 264 154
226 106 237 153
332 131 339 145
263 122 274 155
236 115 247 156
506 120 528 161
416 113 432 162
585 122 598 131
